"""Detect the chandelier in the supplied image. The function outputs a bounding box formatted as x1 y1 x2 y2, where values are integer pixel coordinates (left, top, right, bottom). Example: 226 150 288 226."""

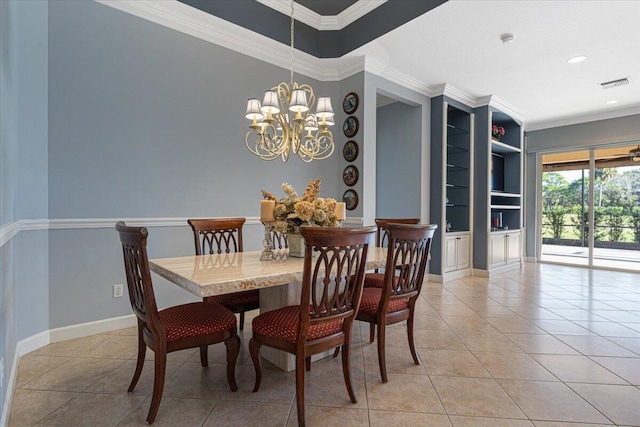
244 0 335 162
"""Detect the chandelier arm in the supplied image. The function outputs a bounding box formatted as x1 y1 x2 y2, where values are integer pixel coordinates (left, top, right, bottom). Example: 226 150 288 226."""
245 131 280 161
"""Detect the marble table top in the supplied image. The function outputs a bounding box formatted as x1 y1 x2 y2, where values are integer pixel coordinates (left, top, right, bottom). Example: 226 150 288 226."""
149 247 389 297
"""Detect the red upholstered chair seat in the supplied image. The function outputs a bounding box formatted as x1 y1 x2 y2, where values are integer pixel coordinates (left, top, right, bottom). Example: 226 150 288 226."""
364 273 401 289
207 289 259 307
158 302 237 342
358 287 409 315
253 305 343 343
364 273 385 288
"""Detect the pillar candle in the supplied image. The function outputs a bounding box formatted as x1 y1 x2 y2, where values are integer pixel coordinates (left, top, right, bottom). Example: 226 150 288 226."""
335 202 346 221
260 200 275 222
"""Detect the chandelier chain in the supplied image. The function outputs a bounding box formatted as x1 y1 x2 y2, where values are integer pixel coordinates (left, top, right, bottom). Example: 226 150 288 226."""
289 0 295 87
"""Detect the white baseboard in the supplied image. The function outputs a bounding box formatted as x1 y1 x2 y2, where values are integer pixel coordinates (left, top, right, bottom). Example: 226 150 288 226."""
525 257 538 263
471 268 490 277
427 274 443 283
17 330 50 357
1 347 19 427
49 314 137 343
1 314 138 425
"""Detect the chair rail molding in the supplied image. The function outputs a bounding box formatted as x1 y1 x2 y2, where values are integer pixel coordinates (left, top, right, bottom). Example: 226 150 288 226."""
1 217 364 247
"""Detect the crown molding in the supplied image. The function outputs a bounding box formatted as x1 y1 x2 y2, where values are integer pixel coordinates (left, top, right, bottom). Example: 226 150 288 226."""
473 95 525 124
364 57 433 96
96 0 331 81
525 104 640 132
256 0 387 31
257 0 326 29
95 0 532 121
431 83 478 107
338 1 388 29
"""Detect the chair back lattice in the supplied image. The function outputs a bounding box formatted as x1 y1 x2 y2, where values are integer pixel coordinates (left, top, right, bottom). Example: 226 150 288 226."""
298 226 376 337
374 218 421 248
188 218 245 255
116 221 161 330
382 224 437 303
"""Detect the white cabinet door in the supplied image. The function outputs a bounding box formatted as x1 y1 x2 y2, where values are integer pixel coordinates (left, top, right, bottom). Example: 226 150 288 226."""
456 234 470 270
490 234 507 268
444 236 458 273
506 231 521 264
445 233 470 273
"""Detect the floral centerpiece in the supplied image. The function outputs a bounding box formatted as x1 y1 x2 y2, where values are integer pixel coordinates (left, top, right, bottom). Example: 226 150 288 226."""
492 125 505 141
262 177 339 256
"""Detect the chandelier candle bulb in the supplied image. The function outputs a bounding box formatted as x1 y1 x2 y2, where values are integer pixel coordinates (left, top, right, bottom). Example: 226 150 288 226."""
260 200 276 222
336 202 346 221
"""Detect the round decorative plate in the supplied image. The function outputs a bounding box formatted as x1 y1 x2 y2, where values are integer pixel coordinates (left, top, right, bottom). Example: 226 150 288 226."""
343 140 359 162
343 165 359 187
343 116 359 138
343 92 359 114
343 189 359 211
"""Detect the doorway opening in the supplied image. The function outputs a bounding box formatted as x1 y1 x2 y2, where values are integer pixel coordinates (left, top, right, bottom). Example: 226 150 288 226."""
540 144 640 271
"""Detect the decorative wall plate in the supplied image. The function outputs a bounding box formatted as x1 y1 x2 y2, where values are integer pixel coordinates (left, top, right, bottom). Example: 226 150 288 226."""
343 189 359 211
343 92 359 114
343 140 359 162
343 165 359 187
343 116 359 138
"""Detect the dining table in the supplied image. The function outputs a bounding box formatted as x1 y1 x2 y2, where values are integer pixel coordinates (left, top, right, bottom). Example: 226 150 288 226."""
149 247 388 371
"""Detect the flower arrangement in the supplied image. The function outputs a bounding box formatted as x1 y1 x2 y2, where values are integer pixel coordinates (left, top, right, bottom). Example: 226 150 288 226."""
492 125 506 140
262 177 339 234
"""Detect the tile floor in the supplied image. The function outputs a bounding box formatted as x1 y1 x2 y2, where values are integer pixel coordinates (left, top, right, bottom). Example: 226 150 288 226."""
8 263 640 426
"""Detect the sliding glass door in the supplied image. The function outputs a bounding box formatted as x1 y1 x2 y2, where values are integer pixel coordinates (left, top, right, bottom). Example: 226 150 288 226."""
540 145 640 271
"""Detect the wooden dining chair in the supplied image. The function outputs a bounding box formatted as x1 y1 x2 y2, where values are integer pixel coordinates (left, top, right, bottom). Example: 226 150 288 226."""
249 226 376 427
360 218 421 343
116 222 240 424
188 218 259 330
356 223 437 383
366 218 421 285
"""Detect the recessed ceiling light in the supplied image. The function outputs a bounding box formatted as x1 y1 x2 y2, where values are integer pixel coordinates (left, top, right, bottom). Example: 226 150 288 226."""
567 55 586 64
501 33 515 44
606 100 619 105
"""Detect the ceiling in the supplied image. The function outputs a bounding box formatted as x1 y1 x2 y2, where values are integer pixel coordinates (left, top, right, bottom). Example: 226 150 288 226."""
351 0 640 129
111 0 640 130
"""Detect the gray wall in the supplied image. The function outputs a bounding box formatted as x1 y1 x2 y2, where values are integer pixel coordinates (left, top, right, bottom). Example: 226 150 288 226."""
376 102 422 217
524 114 640 258
336 72 365 220
0 0 49 414
46 0 344 328
363 72 431 226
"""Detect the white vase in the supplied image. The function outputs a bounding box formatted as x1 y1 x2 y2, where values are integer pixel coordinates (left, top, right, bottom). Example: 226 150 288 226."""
287 233 305 258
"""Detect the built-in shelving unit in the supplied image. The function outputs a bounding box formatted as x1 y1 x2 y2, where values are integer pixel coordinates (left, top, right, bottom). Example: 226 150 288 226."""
473 106 523 273
430 97 474 281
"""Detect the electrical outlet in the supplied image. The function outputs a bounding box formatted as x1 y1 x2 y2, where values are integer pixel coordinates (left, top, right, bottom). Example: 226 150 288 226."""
113 284 124 298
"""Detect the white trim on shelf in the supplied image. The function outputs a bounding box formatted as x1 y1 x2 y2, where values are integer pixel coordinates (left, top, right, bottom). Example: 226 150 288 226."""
491 192 521 198
490 205 521 210
491 140 522 154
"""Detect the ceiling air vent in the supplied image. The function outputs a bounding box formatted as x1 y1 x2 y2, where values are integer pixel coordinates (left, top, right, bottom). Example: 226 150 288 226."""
600 77 630 89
